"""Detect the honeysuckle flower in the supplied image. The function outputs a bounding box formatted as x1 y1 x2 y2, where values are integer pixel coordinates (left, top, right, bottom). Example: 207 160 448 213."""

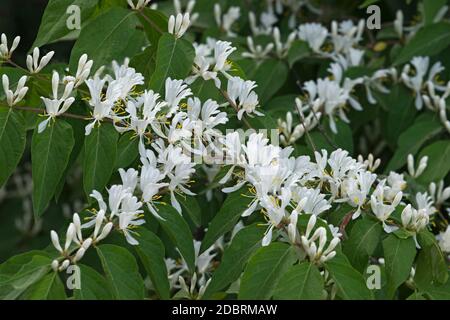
50 230 63 253
401 204 429 233
226 76 263 120
38 72 75 133
2 74 28 106
292 186 331 216
330 19 364 55
407 154 428 178
370 181 403 232
385 172 407 201
272 27 296 59
168 13 190 38
0 34 20 60
415 192 436 216
357 154 381 172
164 78 192 116
301 215 340 264
64 54 93 87
106 59 144 102
248 9 277 36
119 210 145 245
429 180 450 206
214 4 240 37
394 10 404 38
26 47 54 74
242 36 274 60
119 168 139 193
127 0 151 10
342 171 377 219
174 0 199 23
298 23 328 53
139 162 168 219
437 226 450 253
401 56 445 110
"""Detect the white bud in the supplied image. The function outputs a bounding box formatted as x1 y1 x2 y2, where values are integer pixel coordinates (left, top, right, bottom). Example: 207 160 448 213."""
50 230 63 253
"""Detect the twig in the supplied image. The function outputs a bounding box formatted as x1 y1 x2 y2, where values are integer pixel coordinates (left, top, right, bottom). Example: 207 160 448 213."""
0 104 91 121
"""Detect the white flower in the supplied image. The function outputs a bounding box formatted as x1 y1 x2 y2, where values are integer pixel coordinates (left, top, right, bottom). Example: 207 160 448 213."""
64 54 93 87
119 168 139 193
119 210 145 245
38 72 75 133
301 215 340 264
407 154 428 178
370 181 403 232
429 180 450 206
2 74 28 106
0 34 20 59
272 27 296 58
127 0 151 10
165 78 192 116
298 23 328 53
26 47 54 74
401 204 429 234
214 4 240 37
438 226 450 253
242 36 274 60
226 76 262 120
168 13 190 38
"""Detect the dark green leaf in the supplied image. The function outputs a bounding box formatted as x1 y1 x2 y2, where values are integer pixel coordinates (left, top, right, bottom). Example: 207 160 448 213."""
134 228 170 299
417 140 450 184
96 244 145 300
149 33 195 94
74 264 113 300
204 224 264 297
343 218 382 272
156 204 196 273
0 108 26 187
238 243 297 300
325 252 373 300
382 235 416 298
83 123 118 198
394 22 450 65
200 187 253 253
273 262 324 300
32 119 74 217
21 272 66 300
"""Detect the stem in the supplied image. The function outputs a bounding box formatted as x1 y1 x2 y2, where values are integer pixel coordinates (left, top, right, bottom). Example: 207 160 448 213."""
0 104 90 121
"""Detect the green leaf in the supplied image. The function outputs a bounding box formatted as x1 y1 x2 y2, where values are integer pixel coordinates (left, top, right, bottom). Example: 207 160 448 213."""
114 132 139 170
0 251 52 299
307 119 354 155
178 195 202 227
69 7 140 72
423 0 447 25
238 243 297 300
383 85 416 146
0 108 26 187
200 187 253 253
273 262 324 300
32 119 74 217
96 244 145 300
414 230 448 289
83 123 118 198
21 272 66 300
394 22 450 65
343 218 382 272
136 8 167 46
417 140 450 184
156 204 196 273
149 33 195 94
204 224 265 297
422 276 450 300
32 0 99 48
251 59 288 104
287 40 311 67
325 252 373 300
382 235 416 298
386 113 442 172
134 228 170 299
74 264 113 300
130 46 157 86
